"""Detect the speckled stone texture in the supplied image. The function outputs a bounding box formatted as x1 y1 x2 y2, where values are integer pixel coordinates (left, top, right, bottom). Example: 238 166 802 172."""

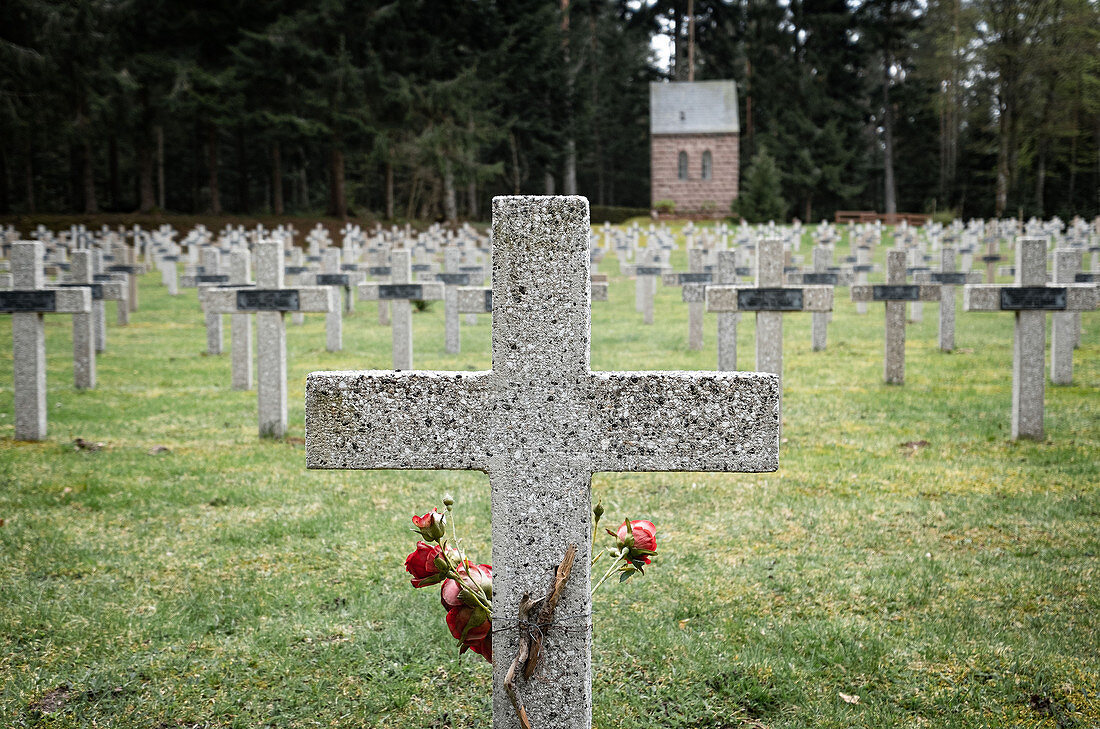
391 250 413 370
70 250 96 389
1012 239 1047 440
91 250 107 351
939 247 957 352
716 250 739 371
201 248 224 355
230 249 253 391
305 196 780 729
811 246 830 351
755 239 785 379
8 242 91 440
1050 249 1080 385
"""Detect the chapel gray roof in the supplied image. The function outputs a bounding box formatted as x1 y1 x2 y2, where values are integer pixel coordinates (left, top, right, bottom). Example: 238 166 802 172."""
650 80 740 135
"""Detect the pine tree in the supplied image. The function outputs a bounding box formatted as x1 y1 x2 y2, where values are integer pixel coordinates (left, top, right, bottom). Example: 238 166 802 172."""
734 146 786 223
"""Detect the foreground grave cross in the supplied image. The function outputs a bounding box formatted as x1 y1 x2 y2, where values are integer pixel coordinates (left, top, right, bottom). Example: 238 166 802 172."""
963 238 1096 440
0 241 91 440
306 196 780 729
851 249 941 385
202 241 336 437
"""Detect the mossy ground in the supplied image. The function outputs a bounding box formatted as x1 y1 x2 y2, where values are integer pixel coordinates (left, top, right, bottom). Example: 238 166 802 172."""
1 223 1097 727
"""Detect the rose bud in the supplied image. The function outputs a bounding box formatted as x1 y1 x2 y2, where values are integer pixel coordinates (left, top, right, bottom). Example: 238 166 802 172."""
404 541 445 588
411 509 446 541
440 564 493 610
615 519 657 564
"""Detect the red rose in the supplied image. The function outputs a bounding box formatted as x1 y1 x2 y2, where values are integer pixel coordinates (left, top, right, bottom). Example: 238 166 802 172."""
440 564 492 610
446 605 492 662
404 541 445 588
469 634 493 662
615 519 657 564
412 509 446 541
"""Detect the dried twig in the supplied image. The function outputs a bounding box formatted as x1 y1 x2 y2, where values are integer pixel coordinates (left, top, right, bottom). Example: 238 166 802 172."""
524 542 577 680
504 594 536 729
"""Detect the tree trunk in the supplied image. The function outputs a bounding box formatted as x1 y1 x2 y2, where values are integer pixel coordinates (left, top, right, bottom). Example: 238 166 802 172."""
0 148 9 213
207 122 221 214
442 159 457 224
138 134 155 213
385 159 395 219
156 124 165 209
563 139 577 195
236 124 248 213
544 170 555 195
509 132 521 193
467 179 477 219
881 51 897 216
995 94 1010 217
82 141 98 214
108 135 121 208
328 143 347 219
271 141 284 215
69 144 82 212
24 141 35 213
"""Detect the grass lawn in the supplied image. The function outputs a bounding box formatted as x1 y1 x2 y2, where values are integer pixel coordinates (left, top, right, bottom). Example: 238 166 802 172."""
1 224 1098 728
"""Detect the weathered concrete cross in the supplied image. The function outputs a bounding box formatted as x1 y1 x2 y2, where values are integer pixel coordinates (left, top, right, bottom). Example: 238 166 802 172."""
202 241 335 437
0 241 92 440
358 249 444 370
851 249 941 384
963 238 1096 439
305 197 780 729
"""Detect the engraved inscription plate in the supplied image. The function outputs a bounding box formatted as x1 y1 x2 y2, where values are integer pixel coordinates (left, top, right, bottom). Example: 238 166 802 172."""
108 265 139 274
460 266 483 274
368 266 392 277
981 255 1002 263
842 256 857 263
931 272 968 285
872 285 920 301
378 284 424 300
161 255 179 262
1075 273 1097 283
340 263 360 272
907 267 930 275
636 266 663 276
484 289 493 311
0 290 57 312
678 273 712 284
412 264 432 272
853 264 873 273
737 288 804 311
801 273 838 285
316 274 350 286
59 283 104 300
437 273 471 286
306 255 323 263
284 266 309 275
237 289 300 311
197 274 229 284
93 274 117 282
735 267 752 277
999 287 1067 310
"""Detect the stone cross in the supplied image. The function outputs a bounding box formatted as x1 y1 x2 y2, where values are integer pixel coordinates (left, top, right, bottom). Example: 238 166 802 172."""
704 238 832 387
809 246 832 351
715 250 740 370
439 247 468 354
1 241 92 440
228 249 253 391
358 250 443 370
305 197 780 729
62 250 126 388
982 238 1002 283
201 241 336 437
316 248 345 352
662 248 710 350
1051 248 1082 385
851 249 941 384
853 243 873 314
200 247 227 355
964 238 1095 439
916 246 977 352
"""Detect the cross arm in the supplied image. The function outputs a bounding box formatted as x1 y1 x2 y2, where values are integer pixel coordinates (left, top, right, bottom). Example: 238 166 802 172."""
963 284 1097 312
200 286 336 314
305 371 491 471
850 284 941 302
587 371 780 473
0 288 91 313
457 287 493 313
704 285 833 312
358 282 445 301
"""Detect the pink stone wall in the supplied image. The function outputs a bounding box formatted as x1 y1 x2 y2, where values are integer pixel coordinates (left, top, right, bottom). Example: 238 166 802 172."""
651 133 739 217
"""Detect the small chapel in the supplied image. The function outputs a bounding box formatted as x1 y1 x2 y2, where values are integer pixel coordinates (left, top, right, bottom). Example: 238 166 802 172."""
650 80 740 217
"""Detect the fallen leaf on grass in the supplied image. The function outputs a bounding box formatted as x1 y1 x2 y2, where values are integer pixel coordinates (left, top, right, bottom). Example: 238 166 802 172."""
147 445 171 455
72 438 105 452
284 436 306 446
839 692 861 705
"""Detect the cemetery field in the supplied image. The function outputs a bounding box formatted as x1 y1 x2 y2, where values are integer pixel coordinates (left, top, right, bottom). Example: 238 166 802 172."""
2 227 1099 728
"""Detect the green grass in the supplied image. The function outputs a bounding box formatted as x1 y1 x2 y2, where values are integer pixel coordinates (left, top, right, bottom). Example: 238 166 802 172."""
1 223 1098 728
